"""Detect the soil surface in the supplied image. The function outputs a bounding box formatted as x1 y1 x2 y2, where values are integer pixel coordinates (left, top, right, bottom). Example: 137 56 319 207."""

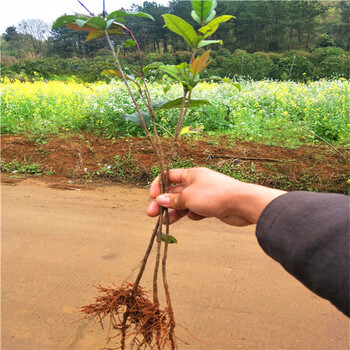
1 134 350 349
2 179 349 350
1 133 349 193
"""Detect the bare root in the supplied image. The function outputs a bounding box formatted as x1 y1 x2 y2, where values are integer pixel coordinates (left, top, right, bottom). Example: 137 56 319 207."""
79 280 176 349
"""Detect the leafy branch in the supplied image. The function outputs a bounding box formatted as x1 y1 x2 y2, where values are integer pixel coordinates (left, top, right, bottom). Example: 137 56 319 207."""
53 1 235 348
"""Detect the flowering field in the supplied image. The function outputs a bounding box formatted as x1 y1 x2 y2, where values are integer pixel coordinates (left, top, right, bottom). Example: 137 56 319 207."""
1 78 349 146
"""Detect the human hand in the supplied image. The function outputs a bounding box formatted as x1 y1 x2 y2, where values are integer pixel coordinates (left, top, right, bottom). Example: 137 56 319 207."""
147 167 286 226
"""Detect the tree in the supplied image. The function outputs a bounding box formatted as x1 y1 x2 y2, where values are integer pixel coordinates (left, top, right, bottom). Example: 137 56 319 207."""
1 26 39 58
129 2 169 53
18 19 50 41
16 19 50 54
48 24 106 58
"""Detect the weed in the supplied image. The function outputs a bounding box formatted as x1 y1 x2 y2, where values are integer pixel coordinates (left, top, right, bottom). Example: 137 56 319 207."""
0 159 55 176
95 155 147 184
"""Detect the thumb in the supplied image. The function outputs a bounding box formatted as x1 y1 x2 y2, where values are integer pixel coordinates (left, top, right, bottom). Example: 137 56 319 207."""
156 193 187 210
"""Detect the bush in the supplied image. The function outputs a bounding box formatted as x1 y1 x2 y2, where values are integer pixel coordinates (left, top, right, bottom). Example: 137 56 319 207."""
2 48 349 83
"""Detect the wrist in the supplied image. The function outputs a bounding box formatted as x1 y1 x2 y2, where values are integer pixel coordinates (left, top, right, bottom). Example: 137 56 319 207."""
226 182 286 225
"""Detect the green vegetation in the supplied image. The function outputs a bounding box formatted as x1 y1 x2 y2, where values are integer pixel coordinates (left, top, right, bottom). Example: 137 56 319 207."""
2 47 349 83
0 159 55 175
1 78 349 146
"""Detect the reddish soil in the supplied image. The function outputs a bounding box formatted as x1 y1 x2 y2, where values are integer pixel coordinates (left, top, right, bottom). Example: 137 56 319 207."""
1 133 349 193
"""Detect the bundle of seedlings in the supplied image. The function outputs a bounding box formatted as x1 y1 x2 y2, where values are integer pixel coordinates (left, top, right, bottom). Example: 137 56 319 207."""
53 1 236 348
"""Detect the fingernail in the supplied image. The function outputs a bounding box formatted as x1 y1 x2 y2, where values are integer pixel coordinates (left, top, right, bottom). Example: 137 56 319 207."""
157 195 170 206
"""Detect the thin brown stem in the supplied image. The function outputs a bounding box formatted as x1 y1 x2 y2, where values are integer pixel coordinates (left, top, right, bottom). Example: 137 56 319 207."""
124 27 144 72
153 208 164 305
104 31 162 160
133 217 160 289
162 209 177 349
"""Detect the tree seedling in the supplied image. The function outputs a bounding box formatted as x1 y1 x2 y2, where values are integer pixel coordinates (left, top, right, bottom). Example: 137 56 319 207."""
53 1 234 348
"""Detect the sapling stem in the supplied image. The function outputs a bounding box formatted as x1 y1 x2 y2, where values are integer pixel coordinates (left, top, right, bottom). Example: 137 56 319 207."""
133 217 160 288
162 209 177 349
58 1 232 347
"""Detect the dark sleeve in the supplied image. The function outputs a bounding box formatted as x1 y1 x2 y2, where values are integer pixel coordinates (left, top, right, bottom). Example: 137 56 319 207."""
256 191 349 317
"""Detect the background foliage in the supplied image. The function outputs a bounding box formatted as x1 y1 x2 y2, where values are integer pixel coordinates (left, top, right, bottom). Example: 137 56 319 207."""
1 0 349 82
2 78 349 145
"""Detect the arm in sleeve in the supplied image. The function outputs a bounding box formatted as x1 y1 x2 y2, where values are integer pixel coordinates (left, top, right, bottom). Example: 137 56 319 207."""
256 191 349 316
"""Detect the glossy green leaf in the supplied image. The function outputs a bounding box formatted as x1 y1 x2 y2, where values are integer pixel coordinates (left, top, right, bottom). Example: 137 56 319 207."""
180 125 204 136
204 8 216 24
75 18 88 28
199 15 234 39
157 65 183 82
106 18 116 29
191 0 215 24
123 111 150 128
86 17 107 30
142 62 164 73
162 14 200 48
197 39 222 48
191 10 201 25
101 69 135 81
52 15 77 29
154 98 210 110
108 10 154 21
161 234 178 244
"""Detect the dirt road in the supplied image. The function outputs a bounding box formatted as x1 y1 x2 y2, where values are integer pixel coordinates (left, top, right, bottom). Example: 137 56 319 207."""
2 180 349 350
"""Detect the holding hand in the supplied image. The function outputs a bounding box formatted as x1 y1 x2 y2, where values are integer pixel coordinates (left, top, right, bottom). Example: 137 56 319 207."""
147 167 286 226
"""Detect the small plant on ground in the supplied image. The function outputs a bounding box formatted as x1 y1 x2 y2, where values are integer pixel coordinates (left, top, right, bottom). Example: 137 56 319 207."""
53 1 234 348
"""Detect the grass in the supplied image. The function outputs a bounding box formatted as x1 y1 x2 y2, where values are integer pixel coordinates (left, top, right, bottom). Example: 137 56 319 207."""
1 77 349 146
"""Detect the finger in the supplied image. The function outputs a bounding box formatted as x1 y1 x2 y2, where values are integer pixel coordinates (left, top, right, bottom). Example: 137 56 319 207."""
187 211 206 221
168 209 189 224
156 193 187 210
167 184 184 194
149 170 187 199
149 175 161 199
167 168 189 185
147 200 161 217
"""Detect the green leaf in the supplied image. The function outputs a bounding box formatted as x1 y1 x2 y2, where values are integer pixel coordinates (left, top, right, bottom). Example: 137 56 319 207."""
199 15 234 39
162 14 200 48
191 10 201 25
86 17 107 30
161 234 178 244
180 125 204 136
222 78 241 91
191 0 215 24
157 65 183 82
142 62 164 73
204 10 216 24
108 10 154 21
154 98 211 110
124 39 136 48
123 111 150 128
198 39 222 48
75 18 88 28
85 30 104 41
101 69 135 81
84 28 122 42
163 84 171 94
52 15 77 29
106 18 116 29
